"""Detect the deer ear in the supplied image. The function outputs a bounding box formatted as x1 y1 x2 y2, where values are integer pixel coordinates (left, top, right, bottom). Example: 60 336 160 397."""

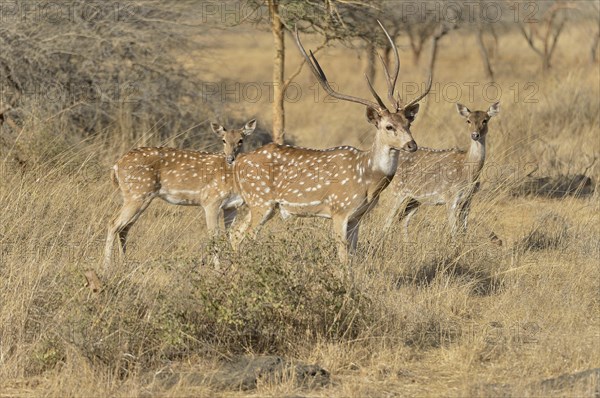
211 122 225 137
404 103 420 123
487 102 500 118
366 107 381 126
456 103 471 118
243 119 257 136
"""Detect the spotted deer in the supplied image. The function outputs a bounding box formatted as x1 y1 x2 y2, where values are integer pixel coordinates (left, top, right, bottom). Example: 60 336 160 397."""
385 102 500 241
104 119 256 269
229 22 433 263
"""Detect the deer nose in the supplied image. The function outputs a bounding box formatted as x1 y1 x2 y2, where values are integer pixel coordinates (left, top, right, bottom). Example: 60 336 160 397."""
226 155 235 164
404 140 417 152
471 132 480 141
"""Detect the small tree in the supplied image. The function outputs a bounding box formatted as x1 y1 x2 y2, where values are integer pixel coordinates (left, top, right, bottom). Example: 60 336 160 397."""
239 0 370 144
268 0 286 145
332 3 398 83
476 22 498 81
391 0 442 66
517 1 574 70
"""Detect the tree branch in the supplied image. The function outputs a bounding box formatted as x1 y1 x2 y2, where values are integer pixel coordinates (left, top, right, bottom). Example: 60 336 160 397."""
518 23 543 56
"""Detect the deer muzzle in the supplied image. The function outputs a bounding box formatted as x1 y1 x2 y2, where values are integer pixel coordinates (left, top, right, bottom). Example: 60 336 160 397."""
226 155 235 165
471 132 480 141
404 140 418 152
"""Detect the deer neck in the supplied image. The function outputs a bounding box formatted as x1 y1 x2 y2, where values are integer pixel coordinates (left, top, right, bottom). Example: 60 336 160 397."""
465 136 486 181
368 134 400 179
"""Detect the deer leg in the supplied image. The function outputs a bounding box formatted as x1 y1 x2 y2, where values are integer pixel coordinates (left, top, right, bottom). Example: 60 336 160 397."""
104 196 154 270
247 206 276 240
399 199 420 243
201 203 229 269
230 208 251 251
104 225 118 269
383 195 407 231
332 216 349 263
118 225 133 256
204 202 222 236
347 219 360 255
458 198 472 234
230 205 275 251
223 208 237 231
447 198 463 241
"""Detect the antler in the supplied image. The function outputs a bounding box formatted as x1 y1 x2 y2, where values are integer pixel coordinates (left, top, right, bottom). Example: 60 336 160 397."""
294 26 387 112
373 19 432 111
403 74 433 109
376 20 401 111
295 21 433 113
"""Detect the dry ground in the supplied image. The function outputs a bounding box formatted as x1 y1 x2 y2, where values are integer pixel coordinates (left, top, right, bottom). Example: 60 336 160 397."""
0 19 599 398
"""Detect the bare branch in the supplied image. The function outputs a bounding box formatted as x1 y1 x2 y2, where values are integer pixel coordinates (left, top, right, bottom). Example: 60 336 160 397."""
518 23 543 56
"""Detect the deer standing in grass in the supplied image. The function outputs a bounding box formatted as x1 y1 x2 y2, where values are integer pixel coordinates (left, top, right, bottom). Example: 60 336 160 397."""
385 102 500 240
229 22 432 263
104 119 256 269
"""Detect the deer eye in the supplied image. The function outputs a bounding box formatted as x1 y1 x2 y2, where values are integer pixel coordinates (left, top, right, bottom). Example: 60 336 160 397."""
386 125 394 131
467 120 471 124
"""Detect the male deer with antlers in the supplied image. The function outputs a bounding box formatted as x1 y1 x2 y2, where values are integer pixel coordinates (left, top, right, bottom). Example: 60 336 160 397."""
104 119 256 269
229 21 432 263
385 102 500 241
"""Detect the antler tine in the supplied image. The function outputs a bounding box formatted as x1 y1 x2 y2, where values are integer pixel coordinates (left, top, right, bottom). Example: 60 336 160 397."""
308 50 328 83
294 25 385 111
364 73 388 110
376 20 400 110
404 73 433 109
377 52 401 110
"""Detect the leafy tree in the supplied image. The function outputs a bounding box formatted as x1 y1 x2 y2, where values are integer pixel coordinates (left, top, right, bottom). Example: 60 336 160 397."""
242 0 369 144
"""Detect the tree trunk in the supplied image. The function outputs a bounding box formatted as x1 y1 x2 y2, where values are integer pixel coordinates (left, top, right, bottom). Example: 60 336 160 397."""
476 27 495 81
407 30 423 65
269 0 285 145
591 30 599 63
365 40 376 83
411 47 422 65
542 56 551 71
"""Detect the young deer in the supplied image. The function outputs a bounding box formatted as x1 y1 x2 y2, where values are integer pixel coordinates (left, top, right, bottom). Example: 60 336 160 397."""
385 103 500 240
229 22 432 263
104 119 256 269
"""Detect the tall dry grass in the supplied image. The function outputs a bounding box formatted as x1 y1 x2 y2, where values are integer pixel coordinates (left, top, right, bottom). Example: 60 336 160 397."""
0 15 599 398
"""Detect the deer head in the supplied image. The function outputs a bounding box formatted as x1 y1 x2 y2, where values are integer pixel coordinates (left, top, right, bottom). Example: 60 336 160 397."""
295 20 433 153
456 102 500 141
211 119 257 164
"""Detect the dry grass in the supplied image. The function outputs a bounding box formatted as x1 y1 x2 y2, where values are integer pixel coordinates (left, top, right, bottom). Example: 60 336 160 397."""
0 12 599 398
